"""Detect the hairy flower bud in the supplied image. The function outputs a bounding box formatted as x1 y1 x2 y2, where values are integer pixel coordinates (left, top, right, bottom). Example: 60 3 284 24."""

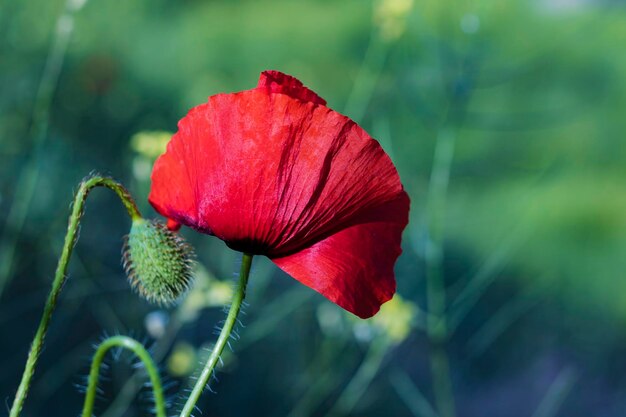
123 219 195 305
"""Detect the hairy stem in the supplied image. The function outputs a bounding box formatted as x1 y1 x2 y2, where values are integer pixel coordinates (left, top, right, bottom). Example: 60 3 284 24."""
81 335 166 417
179 253 253 417
9 175 141 417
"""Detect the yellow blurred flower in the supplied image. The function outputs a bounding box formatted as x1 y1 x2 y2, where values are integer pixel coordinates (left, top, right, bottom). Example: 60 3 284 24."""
178 264 234 323
374 0 414 41
167 342 197 377
130 131 172 159
345 294 417 344
130 130 172 181
369 294 416 342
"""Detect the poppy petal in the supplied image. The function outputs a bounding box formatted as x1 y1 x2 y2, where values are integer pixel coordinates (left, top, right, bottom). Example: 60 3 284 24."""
167 218 182 232
272 194 409 318
256 70 327 105
149 89 405 258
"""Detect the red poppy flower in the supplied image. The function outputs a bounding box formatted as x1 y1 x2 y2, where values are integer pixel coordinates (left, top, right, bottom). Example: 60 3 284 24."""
149 70 410 318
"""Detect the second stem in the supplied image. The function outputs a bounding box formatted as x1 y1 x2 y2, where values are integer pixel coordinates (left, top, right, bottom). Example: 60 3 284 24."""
179 253 253 417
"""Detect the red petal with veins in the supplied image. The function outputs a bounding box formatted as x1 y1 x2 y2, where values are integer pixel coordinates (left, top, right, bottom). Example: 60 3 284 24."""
256 70 326 105
149 71 409 317
272 195 409 318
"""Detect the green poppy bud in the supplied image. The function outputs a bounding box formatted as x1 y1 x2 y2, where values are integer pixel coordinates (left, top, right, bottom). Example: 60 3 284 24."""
123 219 195 305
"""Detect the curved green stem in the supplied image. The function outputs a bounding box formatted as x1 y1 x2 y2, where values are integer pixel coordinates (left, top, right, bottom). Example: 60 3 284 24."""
81 335 165 417
9 175 141 417
179 253 253 417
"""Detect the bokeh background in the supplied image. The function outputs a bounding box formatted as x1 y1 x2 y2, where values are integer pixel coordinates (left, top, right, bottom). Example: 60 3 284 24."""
2 0 626 416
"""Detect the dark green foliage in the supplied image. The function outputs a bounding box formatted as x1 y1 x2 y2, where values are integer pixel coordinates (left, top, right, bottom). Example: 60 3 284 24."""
3 0 626 416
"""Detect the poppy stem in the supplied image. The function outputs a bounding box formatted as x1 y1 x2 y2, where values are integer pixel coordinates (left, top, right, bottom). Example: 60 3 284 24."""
9 175 141 417
179 252 253 417
80 335 166 417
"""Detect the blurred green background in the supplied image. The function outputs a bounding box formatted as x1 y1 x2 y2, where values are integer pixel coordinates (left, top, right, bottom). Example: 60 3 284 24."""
2 0 626 416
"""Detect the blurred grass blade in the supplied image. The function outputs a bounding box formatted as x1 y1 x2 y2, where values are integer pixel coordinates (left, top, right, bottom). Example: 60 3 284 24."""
466 286 543 357
531 366 578 417
372 115 395 162
240 286 312 349
448 232 525 333
342 31 388 123
286 338 349 417
0 0 85 299
30 338 97 414
325 339 392 417
390 370 440 417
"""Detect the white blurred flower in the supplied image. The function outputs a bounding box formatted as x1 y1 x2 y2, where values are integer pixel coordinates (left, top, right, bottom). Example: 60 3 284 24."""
144 310 169 339
460 13 480 35
68 0 88 12
132 157 152 181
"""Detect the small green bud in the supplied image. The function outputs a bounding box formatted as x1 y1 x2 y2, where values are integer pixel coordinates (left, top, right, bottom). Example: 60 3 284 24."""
123 219 195 305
